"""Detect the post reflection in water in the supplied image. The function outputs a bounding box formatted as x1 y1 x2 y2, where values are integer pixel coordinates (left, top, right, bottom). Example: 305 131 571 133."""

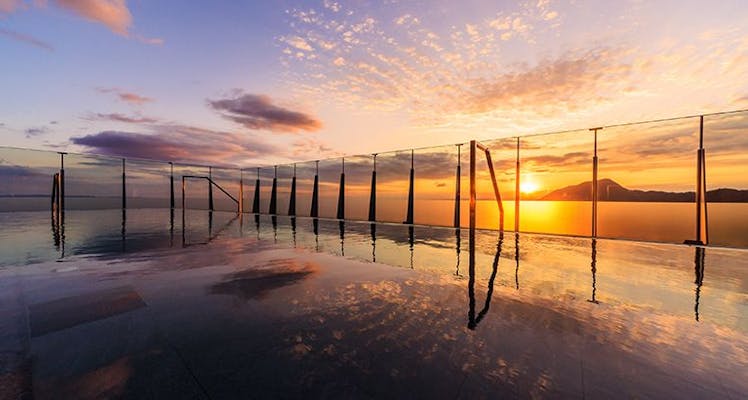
454 228 461 276
370 223 376 262
121 209 127 252
254 214 260 240
291 217 297 248
339 221 345 256
272 215 278 244
588 238 599 304
514 233 520 290
408 225 414 269
169 208 175 247
468 231 504 330
313 218 319 252
50 208 66 257
694 246 706 321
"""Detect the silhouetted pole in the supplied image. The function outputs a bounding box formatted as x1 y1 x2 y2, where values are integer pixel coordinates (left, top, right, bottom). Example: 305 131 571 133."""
181 176 186 210
454 144 462 228
289 164 297 216
208 166 214 211
252 168 260 214
239 169 244 214
694 115 709 245
468 140 477 329
515 137 520 232
469 141 476 233
311 161 319 218
368 154 377 222
121 158 126 210
169 162 175 209
269 165 278 215
58 152 66 213
590 127 602 237
337 158 345 220
405 150 415 224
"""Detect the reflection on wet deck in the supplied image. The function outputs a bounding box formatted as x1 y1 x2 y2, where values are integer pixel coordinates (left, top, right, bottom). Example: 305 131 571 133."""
0 209 746 399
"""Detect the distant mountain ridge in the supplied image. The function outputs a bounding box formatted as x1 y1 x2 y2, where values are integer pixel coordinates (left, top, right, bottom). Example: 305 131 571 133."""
540 178 748 202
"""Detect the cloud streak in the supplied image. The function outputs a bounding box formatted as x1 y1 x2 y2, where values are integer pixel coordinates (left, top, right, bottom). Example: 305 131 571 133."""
0 27 54 51
96 87 154 105
208 93 322 133
71 125 279 166
54 0 132 36
87 112 158 124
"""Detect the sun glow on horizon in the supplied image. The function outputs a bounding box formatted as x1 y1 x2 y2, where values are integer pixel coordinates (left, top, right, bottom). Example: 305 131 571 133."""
520 180 540 194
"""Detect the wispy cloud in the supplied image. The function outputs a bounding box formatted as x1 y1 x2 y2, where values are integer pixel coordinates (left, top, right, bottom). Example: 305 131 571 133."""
71 125 279 165
208 92 322 133
53 0 132 36
25 126 50 138
0 27 54 51
86 112 158 124
96 87 154 105
2 0 163 44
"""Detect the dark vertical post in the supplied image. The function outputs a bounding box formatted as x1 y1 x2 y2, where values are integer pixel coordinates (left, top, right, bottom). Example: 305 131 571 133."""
311 161 319 218
121 158 126 210
590 127 602 238
695 115 709 245
58 152 65 213
515 137 520 232
454 144 461 228
289 164 297 216
337 158 345 220
368 154 377 222
269 165 278 215
169 162 175 209
208 166 214 211
405 150 415 224
469 141 476 233
239 169 244 214
252 168 260 214
468 140 477 330
181 176 186 210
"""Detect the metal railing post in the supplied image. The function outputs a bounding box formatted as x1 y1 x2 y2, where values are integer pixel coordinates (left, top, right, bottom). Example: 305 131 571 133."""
368 154 377 222
405 150 414 224
269 166 278 215
469 141 476 233
169 162 175 209
239 169 244 214
208 166 214 211
454 144 461 228
515 137 520 232
121 158 126 210
337 158 345 220
58 152 65 213
289 164 297 216
311 161 319 218
252 168 260 214
590 127 602 238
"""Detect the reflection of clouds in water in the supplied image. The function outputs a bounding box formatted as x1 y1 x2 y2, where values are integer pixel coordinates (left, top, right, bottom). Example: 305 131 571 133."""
273 264 748 396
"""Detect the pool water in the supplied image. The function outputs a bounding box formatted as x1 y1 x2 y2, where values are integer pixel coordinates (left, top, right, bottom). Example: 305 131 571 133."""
0 209 746 399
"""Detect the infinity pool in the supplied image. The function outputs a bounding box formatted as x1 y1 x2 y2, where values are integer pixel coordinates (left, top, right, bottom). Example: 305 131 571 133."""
1 209 746 398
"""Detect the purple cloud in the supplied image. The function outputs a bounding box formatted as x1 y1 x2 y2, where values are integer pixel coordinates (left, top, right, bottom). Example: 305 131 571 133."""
0 28 54 51
71 125 279 165
88 112 158 124
208 93 322 133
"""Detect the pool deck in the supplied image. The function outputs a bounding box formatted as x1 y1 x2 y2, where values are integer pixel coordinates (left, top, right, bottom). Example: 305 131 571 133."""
1 211 747 399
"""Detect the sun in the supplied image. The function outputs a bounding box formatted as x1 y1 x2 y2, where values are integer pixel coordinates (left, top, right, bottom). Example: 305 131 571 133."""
520 180 540 194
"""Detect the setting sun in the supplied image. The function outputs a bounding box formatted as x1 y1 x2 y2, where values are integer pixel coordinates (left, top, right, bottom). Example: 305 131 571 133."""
520 180 540 194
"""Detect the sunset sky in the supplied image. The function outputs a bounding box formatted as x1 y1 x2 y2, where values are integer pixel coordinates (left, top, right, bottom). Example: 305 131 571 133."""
1 0 748 168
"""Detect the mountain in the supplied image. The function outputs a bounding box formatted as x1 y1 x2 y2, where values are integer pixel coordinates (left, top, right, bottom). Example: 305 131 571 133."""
540 178 748 202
